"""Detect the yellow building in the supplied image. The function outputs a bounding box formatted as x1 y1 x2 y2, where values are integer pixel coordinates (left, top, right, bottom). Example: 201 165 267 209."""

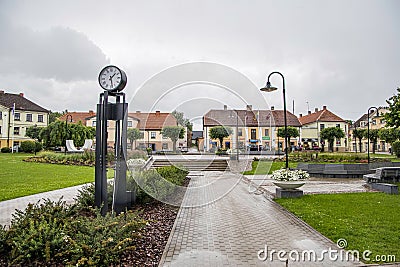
203 105 301 152
349 107 390 152
298 106 349 152
0 91 49 149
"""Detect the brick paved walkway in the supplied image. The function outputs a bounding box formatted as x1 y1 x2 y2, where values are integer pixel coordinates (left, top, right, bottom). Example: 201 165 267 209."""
159 172 360 266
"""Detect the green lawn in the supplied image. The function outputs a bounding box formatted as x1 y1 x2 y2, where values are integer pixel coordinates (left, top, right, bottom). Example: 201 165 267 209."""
243 161 298 175
0 153 95 201
276 193 400 264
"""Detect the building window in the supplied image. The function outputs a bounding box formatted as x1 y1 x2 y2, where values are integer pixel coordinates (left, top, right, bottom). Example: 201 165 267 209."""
151 132 156 139
162 143 168 150
14 127 20 135
128 121 133 127
336 139 341 146
14 113 20 121
372 120 376 125
320 124 325 131
26 114 32 122
38 115 44 122
0 111 2 120
360 121 366 127
264 129 269 136
0 126 2 134
92 121 96 127
336 124 340 128
238 128 243 136
380 119 385 124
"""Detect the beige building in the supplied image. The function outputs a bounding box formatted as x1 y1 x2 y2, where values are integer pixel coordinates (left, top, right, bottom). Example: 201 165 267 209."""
0 91 49 148
298 106 349 152
203 105 301 152
349 107 390 152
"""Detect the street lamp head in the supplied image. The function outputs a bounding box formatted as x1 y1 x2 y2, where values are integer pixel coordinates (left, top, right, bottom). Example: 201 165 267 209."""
260 81 278 92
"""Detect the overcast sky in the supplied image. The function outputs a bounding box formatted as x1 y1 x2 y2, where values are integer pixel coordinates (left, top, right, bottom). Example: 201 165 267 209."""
0 0 399 130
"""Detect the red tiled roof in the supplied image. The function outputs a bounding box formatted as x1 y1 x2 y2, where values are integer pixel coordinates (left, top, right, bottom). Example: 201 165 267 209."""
0 92 48 113
298 107 345 125
59 111 96 125
129 112 177 130
203 109 301 127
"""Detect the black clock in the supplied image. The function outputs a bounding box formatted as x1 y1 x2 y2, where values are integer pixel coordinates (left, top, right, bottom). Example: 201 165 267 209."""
98 65 127 92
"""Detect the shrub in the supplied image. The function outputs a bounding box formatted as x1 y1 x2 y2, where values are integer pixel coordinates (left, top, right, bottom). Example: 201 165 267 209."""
1 147 11 153
21 141 36 153
1 198 146 266
127 165 188 203
392 141 400 158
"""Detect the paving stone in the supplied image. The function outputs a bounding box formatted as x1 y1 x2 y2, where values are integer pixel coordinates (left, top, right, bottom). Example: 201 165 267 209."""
159 172 361 267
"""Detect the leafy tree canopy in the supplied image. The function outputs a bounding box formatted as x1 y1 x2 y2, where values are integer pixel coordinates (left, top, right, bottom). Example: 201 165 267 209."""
277 126 300 139
26 125 43 141
172 110 193 131
384 87 400 128
127 128 144 150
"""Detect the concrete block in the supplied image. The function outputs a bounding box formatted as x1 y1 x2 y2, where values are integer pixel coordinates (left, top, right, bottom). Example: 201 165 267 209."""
276 188 304 198
370 183 399 194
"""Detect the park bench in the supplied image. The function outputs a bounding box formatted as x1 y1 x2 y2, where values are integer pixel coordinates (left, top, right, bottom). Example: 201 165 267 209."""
363 167 400 183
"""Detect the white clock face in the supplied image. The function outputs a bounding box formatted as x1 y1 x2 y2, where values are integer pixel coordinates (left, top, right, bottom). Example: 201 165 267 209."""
99 66 122 91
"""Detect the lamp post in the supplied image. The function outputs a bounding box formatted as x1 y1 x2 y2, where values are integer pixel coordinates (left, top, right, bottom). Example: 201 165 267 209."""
229 110 240 161
65 114 72 154
367 107 379 164
260 72 289 169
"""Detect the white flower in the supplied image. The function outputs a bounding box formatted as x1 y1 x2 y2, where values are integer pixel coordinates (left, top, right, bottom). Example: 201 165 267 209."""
271 168 309 181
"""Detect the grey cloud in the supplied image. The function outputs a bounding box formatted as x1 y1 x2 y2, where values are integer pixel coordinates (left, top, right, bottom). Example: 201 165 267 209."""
0 21 108 82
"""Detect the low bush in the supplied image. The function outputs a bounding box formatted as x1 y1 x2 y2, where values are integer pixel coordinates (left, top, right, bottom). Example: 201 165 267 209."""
21 141 42 153
25 150 99 166
128 165 189 204
1 147 11 153
216 148 228 156
0 198 147 266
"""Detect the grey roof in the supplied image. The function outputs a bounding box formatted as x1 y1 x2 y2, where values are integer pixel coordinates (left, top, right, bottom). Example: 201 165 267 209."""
0 92 49 113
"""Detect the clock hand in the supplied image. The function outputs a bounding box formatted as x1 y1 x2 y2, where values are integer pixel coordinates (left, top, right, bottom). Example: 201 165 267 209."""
109 76 114 88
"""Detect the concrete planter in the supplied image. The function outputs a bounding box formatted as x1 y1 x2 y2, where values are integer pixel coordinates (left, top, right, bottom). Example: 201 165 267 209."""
273 181 305 190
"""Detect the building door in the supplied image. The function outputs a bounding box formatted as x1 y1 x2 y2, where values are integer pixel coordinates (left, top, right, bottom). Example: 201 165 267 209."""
251 129 256 140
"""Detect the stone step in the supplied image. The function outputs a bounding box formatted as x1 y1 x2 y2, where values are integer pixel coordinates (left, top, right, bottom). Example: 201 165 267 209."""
151 159 229 171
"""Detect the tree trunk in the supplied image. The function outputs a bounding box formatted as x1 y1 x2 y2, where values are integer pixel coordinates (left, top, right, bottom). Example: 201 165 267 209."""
329 141 334 152
219 138 224 149
172 140 177 152
359 139 362 153
373 141 376 154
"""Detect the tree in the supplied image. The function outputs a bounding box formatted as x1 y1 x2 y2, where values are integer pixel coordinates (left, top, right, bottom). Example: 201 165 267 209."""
378 128 400 155
161 126 185 152
172 110 193 131
127 128 144 150
385 87 400 128
209 126 233 149
39 120 95 148
277 127 300 139
364 129 380 154
26 125 43 141
353 128 366 153
49 111 64 123
320 127 345 152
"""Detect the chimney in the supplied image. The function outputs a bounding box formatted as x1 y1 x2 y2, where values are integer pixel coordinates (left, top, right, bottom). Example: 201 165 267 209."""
136 111 141 113
19 93 24 97
271 106 274 111
323 105 327 110
299 113 302 117
0 90 4 94
246 105 252 111
89 110 94 114
155 111 160 116
308 110 312 115
315 107 318 112
223 105 227 110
